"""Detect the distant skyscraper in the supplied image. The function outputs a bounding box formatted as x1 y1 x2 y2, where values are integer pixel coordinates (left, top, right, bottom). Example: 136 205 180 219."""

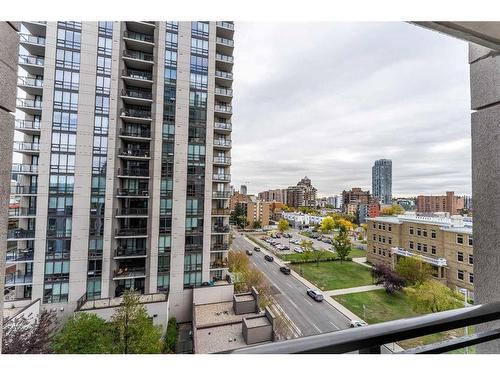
240 184 247 195
372 159 392 205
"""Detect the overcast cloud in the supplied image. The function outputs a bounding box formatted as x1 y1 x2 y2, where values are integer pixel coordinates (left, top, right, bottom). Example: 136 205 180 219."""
230 22 471 197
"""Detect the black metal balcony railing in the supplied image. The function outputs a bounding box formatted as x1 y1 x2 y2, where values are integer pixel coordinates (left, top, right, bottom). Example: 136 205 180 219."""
17 98 42 109
226 301 500 354
124 30 154 43
13 141 40 152
123 50 154 62
216 53 234 63
121 107 152 119
18 76 43 87
15 120 41 131
213 174 231 181
6 249 34 262
214 122 232 131
212 208 231 216
214 138 232 147
216 36 234 47
117 188 149 197
216 21 235 30
122 88 153 100
115 247 147 257
13 185 38 194
119 148 150 158
115 228 148 236
213 225 230 233
19 33 46 45
117 168 150 177
215 70 233 80
120 128 151 138
212 191 232 199
19 54 44 66
7 229 35 239
9 208 37 216
116 207 149 216
11 164 38 174
122 68 153 81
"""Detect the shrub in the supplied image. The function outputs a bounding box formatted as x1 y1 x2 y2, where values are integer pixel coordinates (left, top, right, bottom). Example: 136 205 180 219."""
164 317 178 353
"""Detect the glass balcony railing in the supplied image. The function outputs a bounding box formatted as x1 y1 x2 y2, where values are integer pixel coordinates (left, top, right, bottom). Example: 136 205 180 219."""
215 87 233 97
212 191 231 199
115 228 148 236
215 70 233 80
214 122 232 131
117 188 149 197
13 141 40 152
11 163 38 174
122 88 153 100
123 50 154 62
213 174 231 181
115 247 147 258
122 68 153 81
9 208 37 217
17 98 42 109
211 243 229 251
216 21 234 30
212 208 230 216
15 120 41 131
19 33 46 46
117 168 150 177
216 36 234 47
12 185 38 194
18 76 43 87
116 207 149 216
213 156 231 164
212 225 230 233
215 104 232 113
214 138 232 147
19 54 44 66
5 273 33 285
216 53 234 63
6 249 34 262
119 148 151 158
121 107 152 119
124 30 154 43
120 127 151 138
113 267 146 279
7 228 36 240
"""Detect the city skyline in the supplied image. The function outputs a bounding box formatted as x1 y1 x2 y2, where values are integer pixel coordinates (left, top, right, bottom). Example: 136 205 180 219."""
231 22 472 196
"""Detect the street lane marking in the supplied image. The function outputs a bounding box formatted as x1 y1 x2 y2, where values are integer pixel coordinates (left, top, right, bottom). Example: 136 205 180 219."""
311 323 321 333
329 320 339 329
304 298 314 307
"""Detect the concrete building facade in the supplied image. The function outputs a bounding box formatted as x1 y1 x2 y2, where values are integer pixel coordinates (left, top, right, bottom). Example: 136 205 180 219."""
367 213 474 298
0 21 20 353
372 159 392 205
5 21 234 323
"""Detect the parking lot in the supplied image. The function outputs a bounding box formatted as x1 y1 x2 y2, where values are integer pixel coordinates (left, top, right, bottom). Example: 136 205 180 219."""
257 229 335 255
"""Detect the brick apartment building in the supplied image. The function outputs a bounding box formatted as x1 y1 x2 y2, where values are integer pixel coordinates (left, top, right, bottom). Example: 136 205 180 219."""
416 191 465 215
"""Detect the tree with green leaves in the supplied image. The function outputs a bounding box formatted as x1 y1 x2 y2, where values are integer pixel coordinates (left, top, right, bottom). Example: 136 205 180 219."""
163 317 178 354
111 290 163 354
406 280 464 313
230 203 248 228
53 312 114 354
278 219 290 233
380 203 405 216
332 226 351 263
252 220 262 229
320 216 335 233
395 256 433 285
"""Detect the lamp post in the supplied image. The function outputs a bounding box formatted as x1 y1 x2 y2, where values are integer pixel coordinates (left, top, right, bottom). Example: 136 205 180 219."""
459 288 469 354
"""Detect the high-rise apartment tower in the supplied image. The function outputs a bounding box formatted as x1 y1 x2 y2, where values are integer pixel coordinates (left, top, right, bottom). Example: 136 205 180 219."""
6 21 234 321
372 159 392 205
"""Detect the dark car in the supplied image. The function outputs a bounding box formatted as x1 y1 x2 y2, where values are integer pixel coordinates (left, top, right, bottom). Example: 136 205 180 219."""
264 255 274 262
246 249 253 256
279 266 291 275
253 246 261 252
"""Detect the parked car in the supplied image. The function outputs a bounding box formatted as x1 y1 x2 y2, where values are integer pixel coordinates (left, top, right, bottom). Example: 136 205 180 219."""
246 249 253 256
282 245 290 250
294 246 304 253
264 255 274 262
349 320 368 328
253 247 261 252
306 289 324 302
280 266 291 275
276 244 284 250
275 234 281 238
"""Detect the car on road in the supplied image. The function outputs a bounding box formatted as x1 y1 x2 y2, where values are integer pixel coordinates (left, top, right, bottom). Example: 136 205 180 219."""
253 247 261 252
350 320 368 328
306 289 324 302
264 255 274 262
294 246 304 253
279 266 291 275
246 249 253 256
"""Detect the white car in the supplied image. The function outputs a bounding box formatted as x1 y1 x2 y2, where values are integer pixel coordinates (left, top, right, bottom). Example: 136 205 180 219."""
349 320 368 328
294 246 304 253
276 244 284 250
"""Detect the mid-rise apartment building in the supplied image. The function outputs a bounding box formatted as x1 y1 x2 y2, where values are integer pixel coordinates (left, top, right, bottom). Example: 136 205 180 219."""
246 201 271 228
416 191 464 215
372 159 392 205
342 187 370 210
367 213 474 297
6 21 234 322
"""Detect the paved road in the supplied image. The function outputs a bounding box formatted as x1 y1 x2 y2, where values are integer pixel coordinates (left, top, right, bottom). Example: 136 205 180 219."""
231 233 351 337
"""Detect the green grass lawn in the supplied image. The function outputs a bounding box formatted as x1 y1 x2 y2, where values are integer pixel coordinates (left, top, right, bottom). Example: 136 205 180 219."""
290 260 374 290
348 247 367 258
333 289 473 352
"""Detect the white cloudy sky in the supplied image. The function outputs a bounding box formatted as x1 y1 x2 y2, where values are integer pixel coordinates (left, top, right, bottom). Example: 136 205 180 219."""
230 22 472 197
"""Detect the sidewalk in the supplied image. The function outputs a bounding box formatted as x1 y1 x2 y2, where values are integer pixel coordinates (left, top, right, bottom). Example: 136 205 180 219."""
327 284 384 296
352 256 372 268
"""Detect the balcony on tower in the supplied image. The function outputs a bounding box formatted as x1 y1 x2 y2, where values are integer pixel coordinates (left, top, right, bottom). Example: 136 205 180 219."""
18 76 43 96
